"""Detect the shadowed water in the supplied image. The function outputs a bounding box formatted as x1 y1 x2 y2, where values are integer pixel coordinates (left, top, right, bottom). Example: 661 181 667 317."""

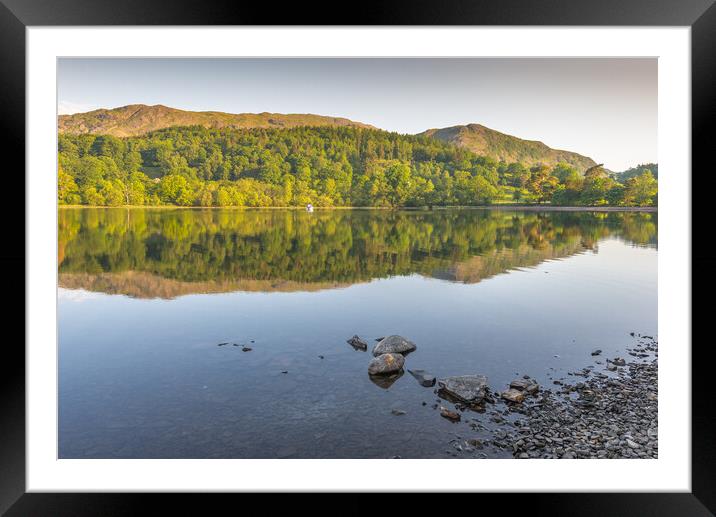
58 208 657 458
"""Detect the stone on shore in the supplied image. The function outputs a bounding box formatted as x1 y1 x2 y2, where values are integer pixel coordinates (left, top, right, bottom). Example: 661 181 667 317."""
509 378 540 395
347 335 368 351
408 369 436 387
440 406 461 422
437 375 488 404
501 388 525 403
372 335 417 356
367 353 405 375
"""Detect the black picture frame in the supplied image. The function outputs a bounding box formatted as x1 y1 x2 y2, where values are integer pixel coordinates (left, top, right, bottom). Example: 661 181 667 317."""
2 0 713 513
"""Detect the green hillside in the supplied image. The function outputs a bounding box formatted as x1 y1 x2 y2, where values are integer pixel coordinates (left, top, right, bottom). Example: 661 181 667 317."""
58 124 657 208
615 163 658 182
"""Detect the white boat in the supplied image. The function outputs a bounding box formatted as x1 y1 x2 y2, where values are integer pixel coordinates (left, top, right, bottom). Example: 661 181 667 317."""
306 204 314 212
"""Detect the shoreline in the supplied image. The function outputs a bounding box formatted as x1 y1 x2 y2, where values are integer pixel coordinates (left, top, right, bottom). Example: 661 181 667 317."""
58 205 657 212
439 334 658 459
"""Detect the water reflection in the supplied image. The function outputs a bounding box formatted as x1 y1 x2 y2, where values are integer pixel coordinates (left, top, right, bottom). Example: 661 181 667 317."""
58 208 657 298
369 371 404 389
58 208 657 459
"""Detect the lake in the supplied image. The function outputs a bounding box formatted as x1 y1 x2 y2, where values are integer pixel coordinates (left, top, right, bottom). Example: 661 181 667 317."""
58 208 657 458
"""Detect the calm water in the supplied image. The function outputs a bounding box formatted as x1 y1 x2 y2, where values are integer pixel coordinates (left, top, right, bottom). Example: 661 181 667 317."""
58 208 657 458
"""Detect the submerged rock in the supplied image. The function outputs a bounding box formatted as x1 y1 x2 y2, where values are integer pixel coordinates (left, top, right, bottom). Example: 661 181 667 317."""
368 353 405 375
591 349 602 356
440 406 461 422
347 335 368 351
372 335 417 357
391 409 407 416
368 370 404 389
510 378 540 395
408 369 436 387
437 375 488 404
501 388 525 403
242 346 252 352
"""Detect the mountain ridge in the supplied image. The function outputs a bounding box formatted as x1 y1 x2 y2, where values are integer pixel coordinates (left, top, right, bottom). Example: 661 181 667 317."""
58 104 377 137
59 104 598 170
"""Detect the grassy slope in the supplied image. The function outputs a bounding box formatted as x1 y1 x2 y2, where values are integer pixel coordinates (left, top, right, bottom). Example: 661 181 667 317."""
58 104 376 137
420 124 597 173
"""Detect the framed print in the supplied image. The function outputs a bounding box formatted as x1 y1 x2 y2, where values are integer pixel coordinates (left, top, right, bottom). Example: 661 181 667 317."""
2 0 715 513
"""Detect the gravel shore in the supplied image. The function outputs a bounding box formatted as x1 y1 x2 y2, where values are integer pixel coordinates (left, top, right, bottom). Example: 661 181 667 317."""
442 335 658 459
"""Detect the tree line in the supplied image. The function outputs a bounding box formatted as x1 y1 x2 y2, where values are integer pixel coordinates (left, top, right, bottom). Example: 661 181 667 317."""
58 126 657 207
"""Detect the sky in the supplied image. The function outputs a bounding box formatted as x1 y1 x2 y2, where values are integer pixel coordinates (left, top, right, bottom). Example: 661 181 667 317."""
57 58 657 171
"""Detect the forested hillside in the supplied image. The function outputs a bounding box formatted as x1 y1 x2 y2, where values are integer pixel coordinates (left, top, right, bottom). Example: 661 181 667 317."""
614 163 658 182
58 125 658 207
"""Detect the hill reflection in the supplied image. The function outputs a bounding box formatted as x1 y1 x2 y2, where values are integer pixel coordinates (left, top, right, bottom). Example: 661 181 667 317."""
58 208 657 299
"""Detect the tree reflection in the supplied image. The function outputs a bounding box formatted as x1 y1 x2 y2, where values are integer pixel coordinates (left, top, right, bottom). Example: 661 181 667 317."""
58 208 657 298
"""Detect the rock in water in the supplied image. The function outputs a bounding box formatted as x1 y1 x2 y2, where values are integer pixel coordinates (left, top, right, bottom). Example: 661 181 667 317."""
591 349 602 356
347 335 368 351
372 335 417 356
509 378 540 395
437 375 488 404
611 357 626 366
439 406 461 422
501 388 525 403
368 353 405 375
408 369 436 387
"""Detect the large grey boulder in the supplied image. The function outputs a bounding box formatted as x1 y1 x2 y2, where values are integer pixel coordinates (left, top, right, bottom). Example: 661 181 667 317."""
367 353 405 375
372 335 417 357
437 375 488 404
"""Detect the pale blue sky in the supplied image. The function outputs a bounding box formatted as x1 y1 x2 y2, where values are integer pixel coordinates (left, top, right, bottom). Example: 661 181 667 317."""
58 58 656 171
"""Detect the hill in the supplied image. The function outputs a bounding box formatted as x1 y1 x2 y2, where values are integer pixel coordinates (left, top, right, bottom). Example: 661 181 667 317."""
58 104 376 137
57 105 657 207
59 106 598 172
419 124 597 173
